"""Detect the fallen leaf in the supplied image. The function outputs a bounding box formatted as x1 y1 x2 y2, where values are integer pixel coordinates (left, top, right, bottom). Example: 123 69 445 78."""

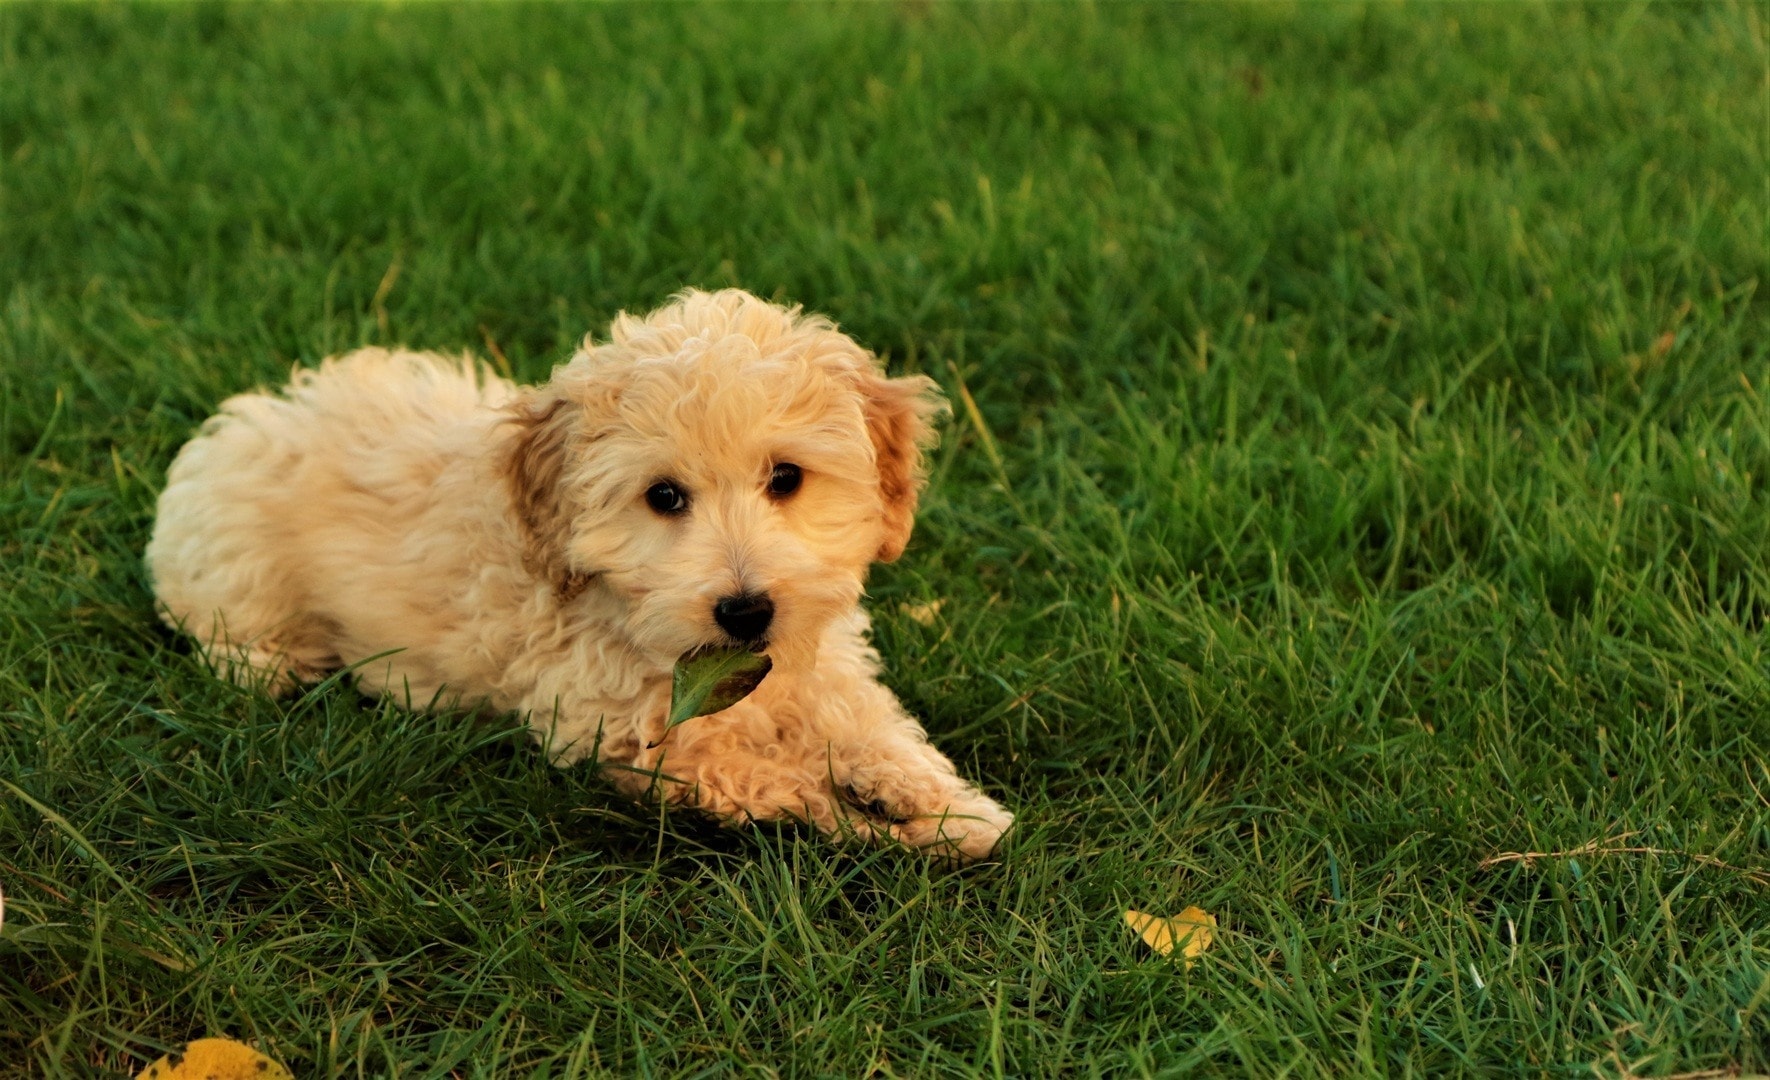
901 599 945 626
138 1038 292 1080
1125 907 1215 967
667 646 773 730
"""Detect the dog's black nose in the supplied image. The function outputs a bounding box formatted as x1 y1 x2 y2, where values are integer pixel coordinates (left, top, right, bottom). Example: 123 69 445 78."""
713 593 774 643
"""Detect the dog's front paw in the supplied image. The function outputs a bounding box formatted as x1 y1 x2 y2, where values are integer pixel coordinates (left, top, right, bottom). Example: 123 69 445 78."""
838 782 910 826
896 796 1014 862
839 777 1013 862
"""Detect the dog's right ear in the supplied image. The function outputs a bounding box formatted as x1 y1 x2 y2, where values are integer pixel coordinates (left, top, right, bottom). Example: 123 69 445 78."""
504 393 591 602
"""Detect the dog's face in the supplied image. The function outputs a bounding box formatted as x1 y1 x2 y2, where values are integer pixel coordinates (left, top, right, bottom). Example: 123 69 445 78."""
506 290 945 672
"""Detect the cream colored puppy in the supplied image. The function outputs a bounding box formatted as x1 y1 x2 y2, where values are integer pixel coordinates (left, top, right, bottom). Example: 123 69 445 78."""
147 288 1012 859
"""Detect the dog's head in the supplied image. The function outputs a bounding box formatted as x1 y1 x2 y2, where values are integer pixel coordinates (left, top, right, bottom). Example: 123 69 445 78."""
504 289 946 671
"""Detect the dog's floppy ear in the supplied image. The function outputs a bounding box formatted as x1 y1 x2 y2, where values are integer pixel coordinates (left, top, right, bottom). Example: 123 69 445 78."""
504 392 592 601
861 370 947 563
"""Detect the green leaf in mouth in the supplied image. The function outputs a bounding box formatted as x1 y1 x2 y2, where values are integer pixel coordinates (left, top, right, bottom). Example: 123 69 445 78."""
666 646 774 730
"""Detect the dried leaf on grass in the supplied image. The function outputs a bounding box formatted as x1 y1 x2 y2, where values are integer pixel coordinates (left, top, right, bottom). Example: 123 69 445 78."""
900 599 945 626
139 1038 292 1080
1125 907 1216 968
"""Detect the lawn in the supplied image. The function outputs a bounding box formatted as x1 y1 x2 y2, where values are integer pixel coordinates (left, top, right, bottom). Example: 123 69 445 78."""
2 2 1767 1075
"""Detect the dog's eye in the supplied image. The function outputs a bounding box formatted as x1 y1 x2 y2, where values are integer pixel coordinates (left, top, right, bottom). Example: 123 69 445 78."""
645 481 689 516
768 463 803 499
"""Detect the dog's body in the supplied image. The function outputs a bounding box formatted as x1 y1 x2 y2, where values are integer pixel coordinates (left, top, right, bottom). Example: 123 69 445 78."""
146 290 1011 859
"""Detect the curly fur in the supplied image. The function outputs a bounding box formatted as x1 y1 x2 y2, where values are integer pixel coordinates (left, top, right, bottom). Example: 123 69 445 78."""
146 289 1013 859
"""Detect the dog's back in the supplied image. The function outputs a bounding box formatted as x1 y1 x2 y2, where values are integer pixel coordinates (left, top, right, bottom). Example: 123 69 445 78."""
147 349 515 693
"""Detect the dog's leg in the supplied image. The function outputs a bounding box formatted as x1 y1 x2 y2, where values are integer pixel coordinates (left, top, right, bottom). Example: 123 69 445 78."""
811 628 1014 861
626 718 1006 857
201 612 342 695
614 735 883 844
826 716 1014 861
597 622 1011 859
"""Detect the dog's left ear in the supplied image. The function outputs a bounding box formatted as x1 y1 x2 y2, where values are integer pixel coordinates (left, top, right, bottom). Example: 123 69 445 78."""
504 392 592 601
861 370 948 563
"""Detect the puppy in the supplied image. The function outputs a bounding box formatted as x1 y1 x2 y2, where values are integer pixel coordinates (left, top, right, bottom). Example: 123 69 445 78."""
146 289 1013 859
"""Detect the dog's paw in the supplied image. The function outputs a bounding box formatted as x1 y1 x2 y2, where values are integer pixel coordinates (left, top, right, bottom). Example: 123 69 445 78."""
838 783 910 825
838 777 1013 862
892 797 1014 862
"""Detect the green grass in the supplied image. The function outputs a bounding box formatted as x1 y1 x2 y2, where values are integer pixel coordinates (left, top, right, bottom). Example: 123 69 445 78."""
3 2 1768 1075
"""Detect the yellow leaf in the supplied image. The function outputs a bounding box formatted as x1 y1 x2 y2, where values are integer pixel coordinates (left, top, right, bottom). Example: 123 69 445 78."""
1125 907 1215 967
138 1038 293 1080
900 599 945 626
